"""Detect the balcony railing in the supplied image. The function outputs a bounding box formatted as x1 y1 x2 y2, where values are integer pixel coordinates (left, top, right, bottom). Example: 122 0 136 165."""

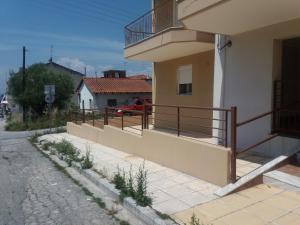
124 0 179 47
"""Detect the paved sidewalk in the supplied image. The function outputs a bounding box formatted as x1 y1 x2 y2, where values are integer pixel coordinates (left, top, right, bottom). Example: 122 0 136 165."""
40 133 220 215
173 183 300 225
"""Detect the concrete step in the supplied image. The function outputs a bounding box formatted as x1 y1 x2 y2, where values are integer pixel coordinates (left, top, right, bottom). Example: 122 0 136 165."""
264 170 300 188
215 155 292 197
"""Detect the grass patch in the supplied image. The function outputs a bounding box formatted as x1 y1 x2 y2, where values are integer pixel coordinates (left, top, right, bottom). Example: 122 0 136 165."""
5 113 67 131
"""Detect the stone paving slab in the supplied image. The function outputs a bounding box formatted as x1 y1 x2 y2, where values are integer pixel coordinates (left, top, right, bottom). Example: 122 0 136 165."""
172 183 300 225
40 132 219 215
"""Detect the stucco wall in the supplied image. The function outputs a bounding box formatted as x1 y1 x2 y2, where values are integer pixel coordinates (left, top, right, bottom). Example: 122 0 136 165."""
79 83 95 109
153 50 214 134
67 122 230 186
94 93 151 110
214 18 300 154
79 83 151 110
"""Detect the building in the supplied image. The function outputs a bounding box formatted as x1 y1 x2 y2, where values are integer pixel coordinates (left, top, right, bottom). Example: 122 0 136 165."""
45 59 85 106
67 0 300 187
77 77 152 110
103 70 126 78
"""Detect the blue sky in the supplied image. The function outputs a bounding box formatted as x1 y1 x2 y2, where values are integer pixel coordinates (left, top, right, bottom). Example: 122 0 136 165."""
0 0 151 94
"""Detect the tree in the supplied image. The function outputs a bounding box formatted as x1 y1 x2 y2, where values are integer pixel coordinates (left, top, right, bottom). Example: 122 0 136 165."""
8 63 74 116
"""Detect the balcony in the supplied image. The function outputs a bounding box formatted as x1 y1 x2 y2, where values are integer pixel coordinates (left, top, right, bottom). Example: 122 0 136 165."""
124 0 214 62
125 0 179 47
178 0 300 35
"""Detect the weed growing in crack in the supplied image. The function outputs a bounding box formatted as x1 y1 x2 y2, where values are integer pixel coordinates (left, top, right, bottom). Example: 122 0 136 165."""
112 162 152 207
80 146 93 169
155 211 172 220
53 139 83 167
93 197 106 209
42 141 55 151
184 213 210 225
107 205 118 216
29 133 40 144
119 221 130 225
135 163 152 207
127 166 135 199
113 167 127 191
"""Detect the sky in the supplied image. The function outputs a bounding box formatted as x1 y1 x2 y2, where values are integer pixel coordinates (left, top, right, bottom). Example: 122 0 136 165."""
0 0 152 94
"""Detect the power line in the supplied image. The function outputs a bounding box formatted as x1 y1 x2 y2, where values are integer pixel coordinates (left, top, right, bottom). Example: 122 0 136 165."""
52 0 132 22
30 0 131 26
75 0 136 19
24 1 120 28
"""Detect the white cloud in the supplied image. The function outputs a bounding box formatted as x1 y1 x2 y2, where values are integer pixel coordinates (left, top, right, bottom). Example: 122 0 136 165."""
56 57 120 76
57 57 95 75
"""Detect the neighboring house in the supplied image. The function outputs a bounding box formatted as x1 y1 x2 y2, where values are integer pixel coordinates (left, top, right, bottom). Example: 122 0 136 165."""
103 70 126 78
67 0 300 186
128 74 152 85
77 77 152 110
44 59 85 106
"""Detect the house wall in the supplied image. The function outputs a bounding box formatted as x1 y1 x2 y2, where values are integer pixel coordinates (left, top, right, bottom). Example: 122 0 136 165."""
214 18 300 156
153 50 214 135
79 83 95 109
67 122 231 186
79 83 151 110
94 93 151 110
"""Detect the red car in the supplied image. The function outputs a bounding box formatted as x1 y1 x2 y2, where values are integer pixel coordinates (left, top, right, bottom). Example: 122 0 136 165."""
115 98 152 116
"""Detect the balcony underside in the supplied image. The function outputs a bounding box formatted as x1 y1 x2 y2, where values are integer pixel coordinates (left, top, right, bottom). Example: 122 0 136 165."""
124 28 214 62
178 0 300 35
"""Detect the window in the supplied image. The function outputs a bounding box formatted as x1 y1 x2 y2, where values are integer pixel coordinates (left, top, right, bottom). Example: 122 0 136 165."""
89 99 93 109
107 99 117 107
177 65 192 95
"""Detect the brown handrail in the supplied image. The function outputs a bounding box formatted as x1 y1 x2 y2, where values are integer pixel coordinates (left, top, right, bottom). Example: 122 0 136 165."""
237 133 279 155
149 103 231 112
237 110 274 127
106 107 144 115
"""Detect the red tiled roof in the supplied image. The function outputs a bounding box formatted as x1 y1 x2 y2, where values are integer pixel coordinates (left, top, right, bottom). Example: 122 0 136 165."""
128 74 149 80
82 78 152 94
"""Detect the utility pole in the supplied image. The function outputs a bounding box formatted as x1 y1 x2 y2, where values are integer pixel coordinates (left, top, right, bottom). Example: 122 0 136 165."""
22 46 26 123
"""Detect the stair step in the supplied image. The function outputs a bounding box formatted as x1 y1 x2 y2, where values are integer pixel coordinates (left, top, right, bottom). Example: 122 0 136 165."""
215 155 290 197
265 170 300 188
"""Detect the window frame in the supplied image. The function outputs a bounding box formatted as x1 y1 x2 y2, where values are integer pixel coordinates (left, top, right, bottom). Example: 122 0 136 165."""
176 64 193 96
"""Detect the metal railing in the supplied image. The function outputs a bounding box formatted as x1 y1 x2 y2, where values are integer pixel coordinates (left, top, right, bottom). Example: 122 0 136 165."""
124 0 179 46
144 104 230 147
105 107 144 134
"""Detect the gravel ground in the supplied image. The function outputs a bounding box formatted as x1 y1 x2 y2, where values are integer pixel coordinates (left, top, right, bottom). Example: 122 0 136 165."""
0 120 119 225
